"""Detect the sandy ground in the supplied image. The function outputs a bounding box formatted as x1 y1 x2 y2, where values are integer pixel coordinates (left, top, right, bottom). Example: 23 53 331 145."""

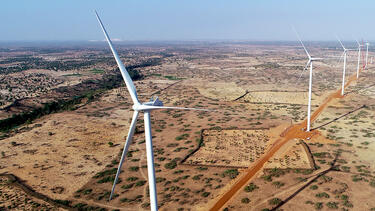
0 88 132 200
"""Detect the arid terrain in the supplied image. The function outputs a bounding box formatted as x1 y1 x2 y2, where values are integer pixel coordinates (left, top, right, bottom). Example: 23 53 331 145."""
1 41 375 211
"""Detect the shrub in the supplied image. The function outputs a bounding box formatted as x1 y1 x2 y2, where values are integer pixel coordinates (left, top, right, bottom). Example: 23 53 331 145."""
326 202 338 209
165 160 177 169
129 166 139 172
196 167 208 171
121 183 134 189
315 192 330 198
93 168 117 178
135 180 146 187
244 183 259 192
343 200 353 208
310 185 318 190
97 176 116 184
272 181 284 188
340 195 348 200
83 189 92 195
201 192 210 197
192 174 203 180
223 169 239 179
315 202 323 210
241 197 250 204
175 133 189 141
268 198 282 205
126 177 138 182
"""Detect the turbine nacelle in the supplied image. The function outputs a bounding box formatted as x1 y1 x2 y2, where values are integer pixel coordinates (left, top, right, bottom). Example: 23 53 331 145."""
133 98 164 111
310 58 323 61
146 96 164 106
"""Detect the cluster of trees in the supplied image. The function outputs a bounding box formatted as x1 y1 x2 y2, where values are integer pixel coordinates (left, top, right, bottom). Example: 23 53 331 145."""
0 96 85 132
0 49 166 131
0 66 143 132
0 56 114 74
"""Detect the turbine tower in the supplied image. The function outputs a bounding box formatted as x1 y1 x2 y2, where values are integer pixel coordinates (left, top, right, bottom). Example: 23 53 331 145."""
355 39 362 79
337 37 355 96
95 11 208 211
293 29 323 132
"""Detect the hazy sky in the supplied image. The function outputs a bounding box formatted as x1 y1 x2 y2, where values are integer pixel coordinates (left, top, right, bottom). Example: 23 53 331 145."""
1 0 374 41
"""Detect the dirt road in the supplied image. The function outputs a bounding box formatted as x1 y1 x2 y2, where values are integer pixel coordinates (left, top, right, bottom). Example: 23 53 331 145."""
209 72 360 211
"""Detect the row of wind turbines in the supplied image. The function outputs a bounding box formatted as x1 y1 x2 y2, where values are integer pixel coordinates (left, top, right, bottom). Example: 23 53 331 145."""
295 30 370 132
93 11 370 211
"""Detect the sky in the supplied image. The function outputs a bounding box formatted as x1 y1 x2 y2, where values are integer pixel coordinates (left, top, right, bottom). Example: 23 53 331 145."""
0 0 374 41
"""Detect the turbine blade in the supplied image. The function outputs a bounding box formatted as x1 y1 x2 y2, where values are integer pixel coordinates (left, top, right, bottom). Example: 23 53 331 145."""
339 51 345 62
336 35 346 50
95 11 140 105
336 51 345 66
304 60 311 70
291 25 311 59
297 60 310 81
109 111 139 200
140 105 211 112
354 38 360 46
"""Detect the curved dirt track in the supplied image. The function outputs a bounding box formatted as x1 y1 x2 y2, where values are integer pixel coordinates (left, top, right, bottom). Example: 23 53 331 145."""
209 71 361 211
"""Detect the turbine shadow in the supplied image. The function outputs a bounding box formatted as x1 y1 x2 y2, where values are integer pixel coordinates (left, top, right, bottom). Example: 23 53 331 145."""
270 153 340 211
344 83 375 96
311 105 366 130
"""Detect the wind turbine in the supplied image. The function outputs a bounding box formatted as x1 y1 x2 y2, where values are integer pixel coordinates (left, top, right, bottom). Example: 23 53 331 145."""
337 37 355 96
293 29 323 132
355 39 363 79
95 11 208 211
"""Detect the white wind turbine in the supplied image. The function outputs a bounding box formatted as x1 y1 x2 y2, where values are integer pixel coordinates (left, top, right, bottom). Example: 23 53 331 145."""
293 29 323 132
337 37 355 96
355 39 363 79
95 11 208 211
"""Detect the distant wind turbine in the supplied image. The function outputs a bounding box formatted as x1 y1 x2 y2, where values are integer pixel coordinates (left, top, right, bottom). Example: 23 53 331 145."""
293 28 323 132
94 11 209 211
355 39 363 79
337 37 355 96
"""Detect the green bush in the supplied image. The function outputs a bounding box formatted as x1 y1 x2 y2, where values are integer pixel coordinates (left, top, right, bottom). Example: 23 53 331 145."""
223 169 239 179
129 166 139 172
326 202 338 209
272 181 284 188
268 198 282 205
135 180 146 187
201 192 210 197
126 177 138 182
310 185 318 190
121 183 134 189
241 197 250 204
315 202 323 210
315 192 330 198
165 160 177 169
244 183 259 192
